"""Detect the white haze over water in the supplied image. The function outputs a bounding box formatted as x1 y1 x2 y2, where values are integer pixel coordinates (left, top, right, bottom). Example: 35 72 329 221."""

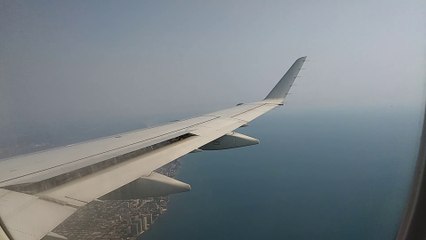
0 0 424 150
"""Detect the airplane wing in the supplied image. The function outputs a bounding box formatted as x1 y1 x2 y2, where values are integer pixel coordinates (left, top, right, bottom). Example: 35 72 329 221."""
0 57 306 240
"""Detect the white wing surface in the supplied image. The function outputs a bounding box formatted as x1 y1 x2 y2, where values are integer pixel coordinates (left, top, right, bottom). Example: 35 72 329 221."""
0 57 306 240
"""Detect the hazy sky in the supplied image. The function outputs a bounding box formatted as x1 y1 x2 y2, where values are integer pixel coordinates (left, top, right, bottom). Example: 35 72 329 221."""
0 0 425 140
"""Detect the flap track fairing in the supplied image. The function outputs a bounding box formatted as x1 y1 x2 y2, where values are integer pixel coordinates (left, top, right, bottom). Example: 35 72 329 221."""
100 172 190 200
200 132 259 150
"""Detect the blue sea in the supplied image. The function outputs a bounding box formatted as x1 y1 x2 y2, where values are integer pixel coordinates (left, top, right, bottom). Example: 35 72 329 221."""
141 107 422 240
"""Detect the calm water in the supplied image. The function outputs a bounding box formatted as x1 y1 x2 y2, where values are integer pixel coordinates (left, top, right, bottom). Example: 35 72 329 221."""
142 108 422 240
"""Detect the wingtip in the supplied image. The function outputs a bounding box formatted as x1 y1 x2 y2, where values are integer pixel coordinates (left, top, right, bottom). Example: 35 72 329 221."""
264 56 307 100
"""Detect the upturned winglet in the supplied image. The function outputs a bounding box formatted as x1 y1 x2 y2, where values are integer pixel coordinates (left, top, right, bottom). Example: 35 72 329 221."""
264 56 307 102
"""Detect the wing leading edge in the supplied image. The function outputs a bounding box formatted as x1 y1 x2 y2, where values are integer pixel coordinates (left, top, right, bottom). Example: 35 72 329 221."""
0 57 307 240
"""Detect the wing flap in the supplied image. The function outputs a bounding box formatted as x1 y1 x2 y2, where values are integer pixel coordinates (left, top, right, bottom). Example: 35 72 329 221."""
0 116 216 188
39 116 245 206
